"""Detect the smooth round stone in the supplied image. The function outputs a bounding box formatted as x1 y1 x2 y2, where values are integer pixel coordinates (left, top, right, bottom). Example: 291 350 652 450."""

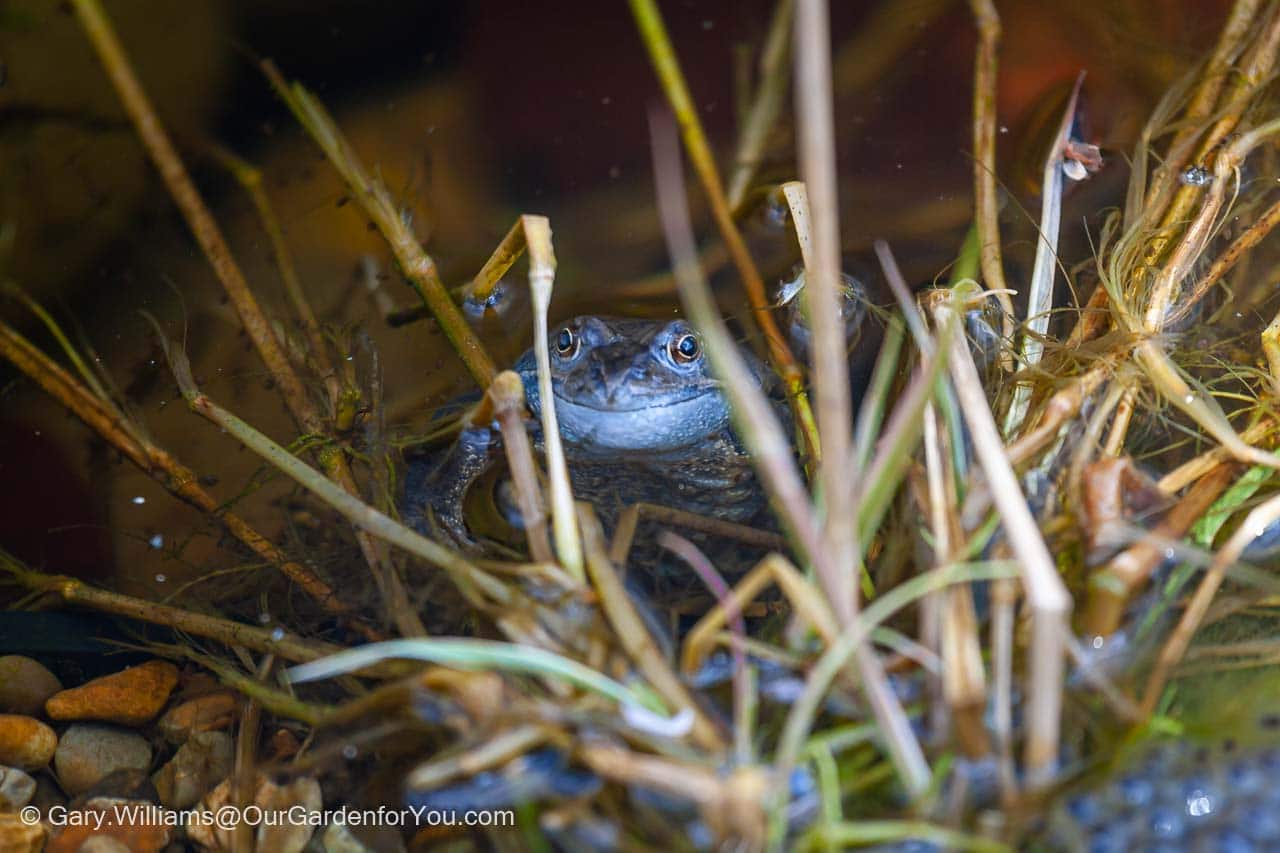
156 693 237 744
45 660 178 727
0 656 62 716
151 730 233 809
0 715 57 770
0 813 46 853
0 765 36 809
53 724 152 796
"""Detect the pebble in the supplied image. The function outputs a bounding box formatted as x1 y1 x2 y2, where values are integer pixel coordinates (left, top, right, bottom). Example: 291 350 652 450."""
157 692 237 744
54 724 153 796
0 656 62 716
0 765 35 810
0 812 46 852
152 730 233 809
322 819 383 852
189 773 321 853
43 797 169 853
0 715 57 770
74 768 158 806
45 660 178 726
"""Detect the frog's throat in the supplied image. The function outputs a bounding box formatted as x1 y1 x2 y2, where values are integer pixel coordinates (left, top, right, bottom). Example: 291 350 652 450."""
549 390 730 456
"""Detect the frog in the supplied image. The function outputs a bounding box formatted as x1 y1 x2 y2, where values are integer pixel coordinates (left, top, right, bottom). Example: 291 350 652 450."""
401 315 782 553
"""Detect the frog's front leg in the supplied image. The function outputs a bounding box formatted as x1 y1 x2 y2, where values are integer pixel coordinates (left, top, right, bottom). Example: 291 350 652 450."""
403 425 502 550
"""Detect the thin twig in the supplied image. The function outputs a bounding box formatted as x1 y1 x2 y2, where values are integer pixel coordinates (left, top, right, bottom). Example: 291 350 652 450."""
726 0 794 209
261 62 497 388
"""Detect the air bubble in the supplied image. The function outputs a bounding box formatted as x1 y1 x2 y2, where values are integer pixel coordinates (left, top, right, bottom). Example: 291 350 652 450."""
1180 165 1213 187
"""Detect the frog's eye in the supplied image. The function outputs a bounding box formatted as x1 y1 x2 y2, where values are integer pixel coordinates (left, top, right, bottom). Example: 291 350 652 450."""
555 327 579 358
669 332 701 364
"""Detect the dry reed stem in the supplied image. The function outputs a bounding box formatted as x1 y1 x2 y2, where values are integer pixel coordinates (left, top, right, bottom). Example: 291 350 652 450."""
405 724 550 793
209 146 345 423
489 371 554 563
651 106 927 795
1179 192 1280 325
520 215 585 581
989 574 1017 803
967 0 1016 358
680 553 840 675
1160 418 1274 493
1003 76 1081 436
933 298 1070 788
1141 0 1263 224
726 0 794 210
164 349 510 609
0 320 369 631
577 505 726 752
1142 1 1279 272
0 555 383 672
608 503 785 568
1081 461 1239 637
1141 490 1280 714
261 62 497 389
71 0 423 634
1142 115 1280 332
795 0 857 624
659 532 753 764
650 107 829 592
69 0 315 429
629 0 820 461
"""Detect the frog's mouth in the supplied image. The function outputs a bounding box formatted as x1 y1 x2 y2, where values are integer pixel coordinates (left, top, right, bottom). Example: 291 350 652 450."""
549 389 730 456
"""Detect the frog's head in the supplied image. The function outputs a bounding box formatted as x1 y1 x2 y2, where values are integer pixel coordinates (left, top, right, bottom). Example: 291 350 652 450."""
515 316 755 457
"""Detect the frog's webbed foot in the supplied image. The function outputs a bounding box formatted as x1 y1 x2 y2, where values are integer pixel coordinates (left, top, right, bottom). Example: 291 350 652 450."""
404 425 501 554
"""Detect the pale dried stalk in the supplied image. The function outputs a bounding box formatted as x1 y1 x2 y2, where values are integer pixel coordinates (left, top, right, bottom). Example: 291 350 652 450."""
650 108 828 589
794 0 857 623
651 106 927 795
578 505 725 752
967 0 1016 354
1159 419 1273 492
72 0 420 633
520 215 584 581
1003 77 1081 436
933 298 1070 788
489 371 553 564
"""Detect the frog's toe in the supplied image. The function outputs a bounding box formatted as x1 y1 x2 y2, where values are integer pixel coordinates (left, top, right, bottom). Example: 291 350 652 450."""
424 503 486 554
